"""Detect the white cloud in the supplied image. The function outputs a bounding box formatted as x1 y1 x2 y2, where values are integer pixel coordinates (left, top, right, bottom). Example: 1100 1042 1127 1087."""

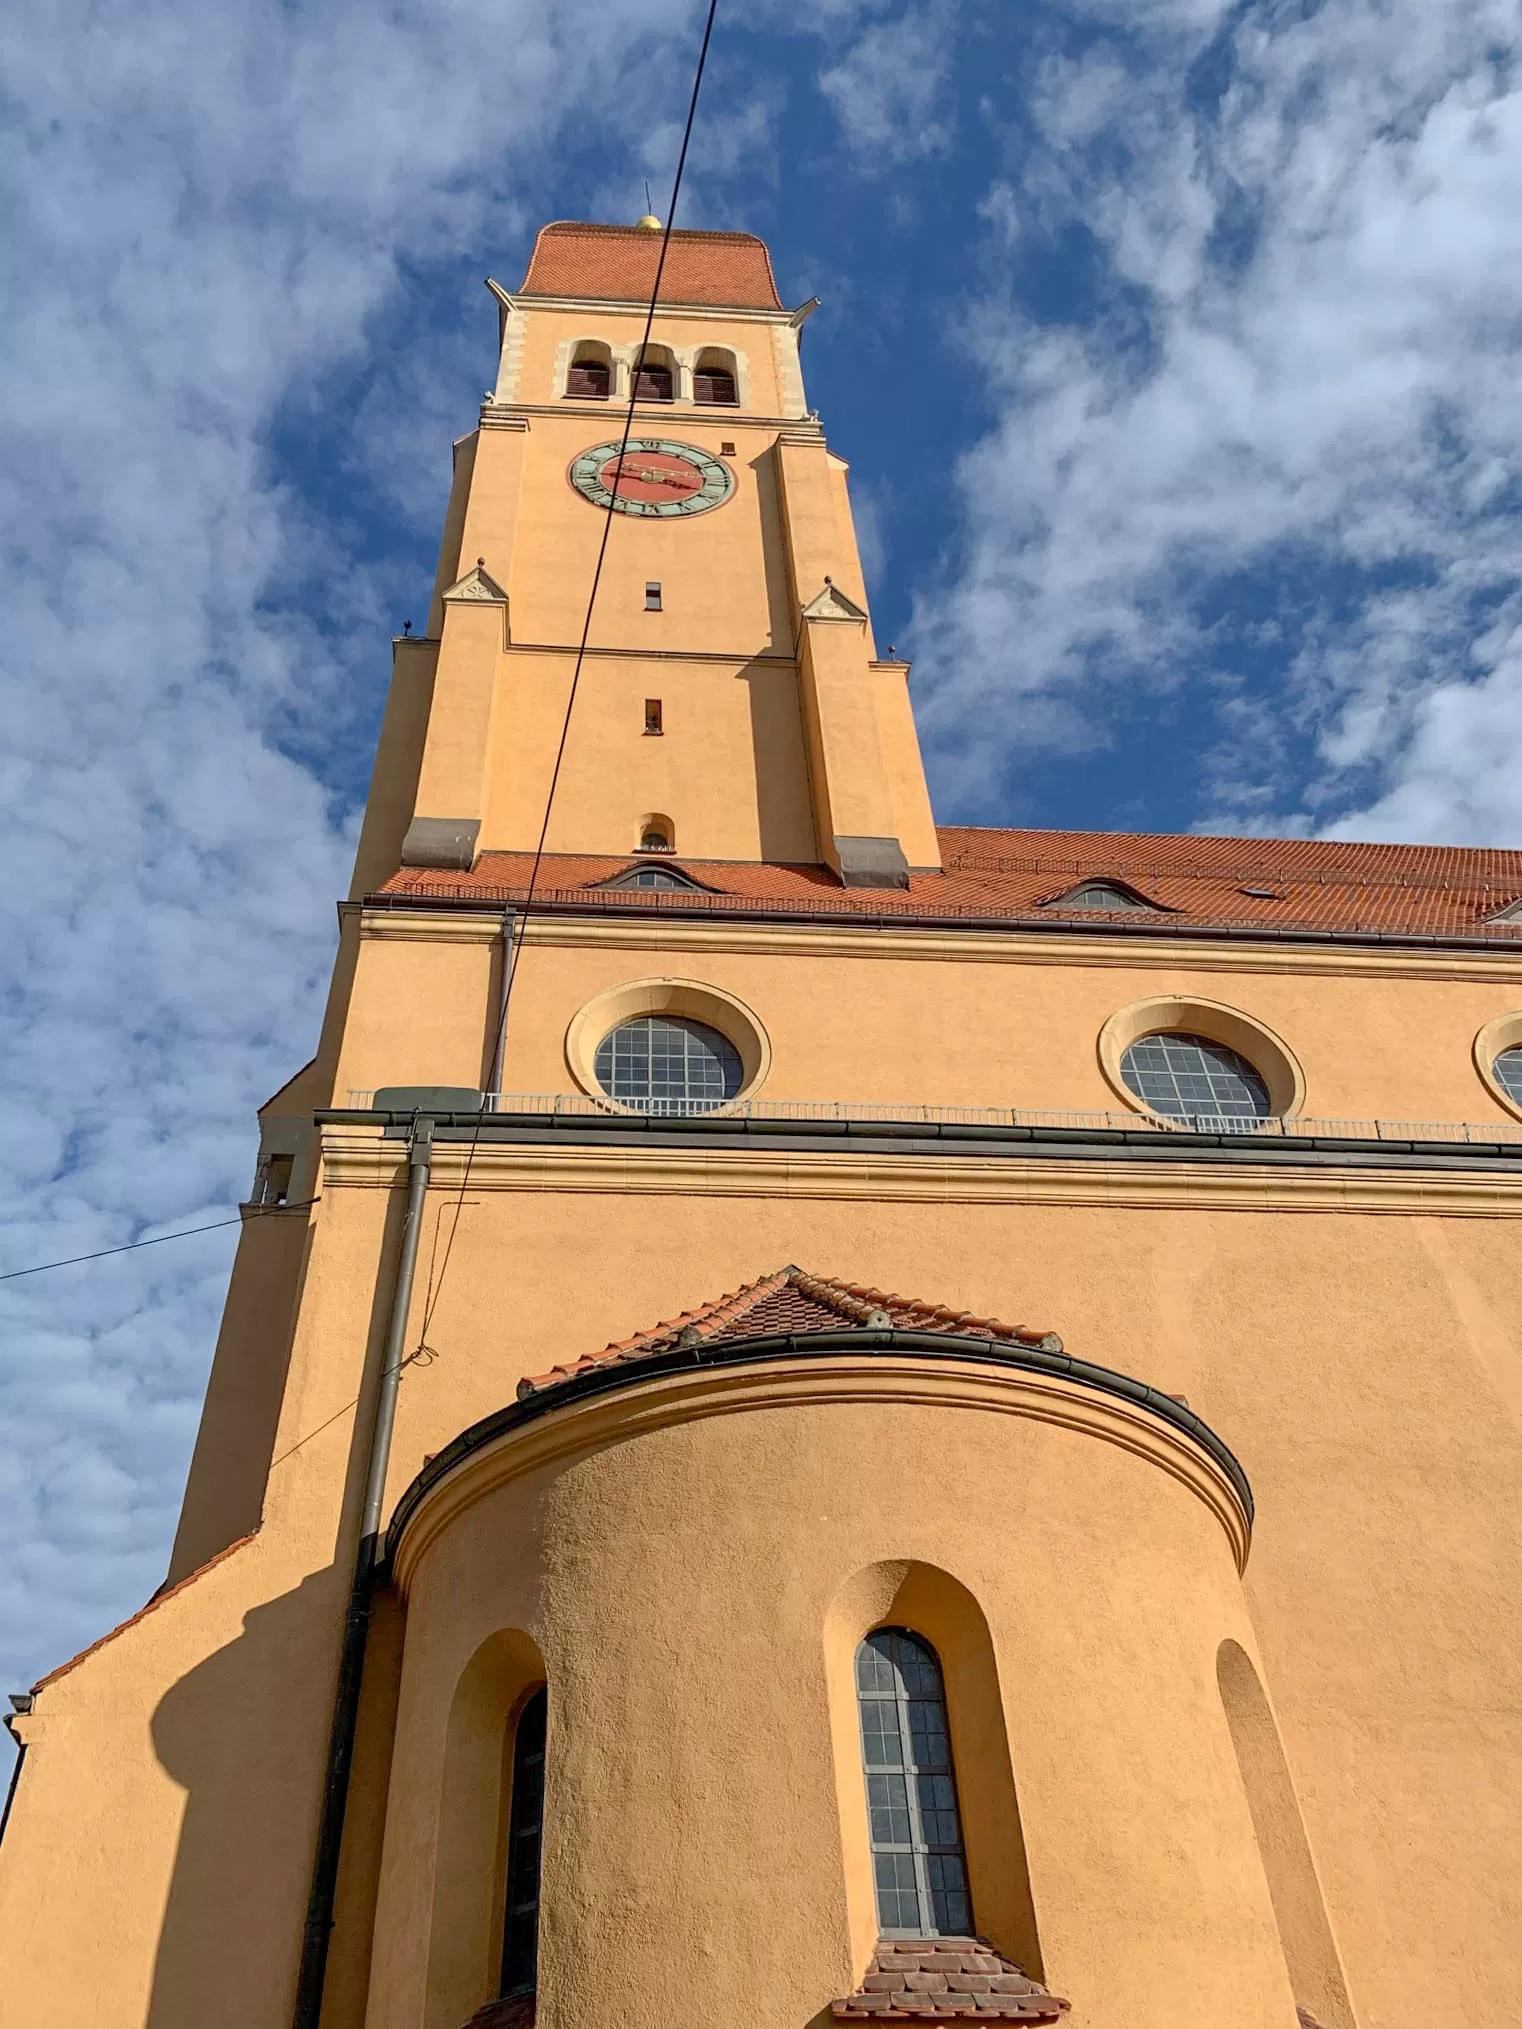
911 0 1522 842
819 3 954 165
0 0 812 1749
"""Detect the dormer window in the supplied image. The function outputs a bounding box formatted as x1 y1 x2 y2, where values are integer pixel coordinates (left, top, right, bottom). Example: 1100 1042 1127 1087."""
1045 879 1158 911
1485 896 1522 924
596 862 708 892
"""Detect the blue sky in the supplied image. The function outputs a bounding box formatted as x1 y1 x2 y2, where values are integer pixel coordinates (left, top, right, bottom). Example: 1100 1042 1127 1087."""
3 0 1522 1750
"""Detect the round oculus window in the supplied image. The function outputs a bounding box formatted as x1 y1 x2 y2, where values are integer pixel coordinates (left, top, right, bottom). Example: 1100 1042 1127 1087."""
594 1014 743 1114
1119 1031 1272 1126
1493 1046 1522 1107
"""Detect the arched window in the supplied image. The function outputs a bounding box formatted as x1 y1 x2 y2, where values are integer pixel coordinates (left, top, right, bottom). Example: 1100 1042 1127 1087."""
693 350 738 405
566 349 610 399
500 1686 547 2000
855 1628 972 1937
633 349 673 401
594 1016 743 1114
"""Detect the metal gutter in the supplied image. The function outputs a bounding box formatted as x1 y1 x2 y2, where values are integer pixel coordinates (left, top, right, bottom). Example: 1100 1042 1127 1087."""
359 887 1522 958
384 1324 1254 1557
314 1107 1522 1175
292 1117 433 2029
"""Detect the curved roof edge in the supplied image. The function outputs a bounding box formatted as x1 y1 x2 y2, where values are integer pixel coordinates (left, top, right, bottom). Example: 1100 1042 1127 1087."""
385 1326 1253 1558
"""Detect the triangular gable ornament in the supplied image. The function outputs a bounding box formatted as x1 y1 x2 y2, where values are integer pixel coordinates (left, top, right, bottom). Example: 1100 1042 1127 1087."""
442 557 509 605
800 575 868 623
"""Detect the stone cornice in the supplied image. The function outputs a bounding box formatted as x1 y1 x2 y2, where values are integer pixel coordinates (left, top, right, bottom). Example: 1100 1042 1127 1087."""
316 1126 1522 1215
355 903 1522 984
387 1345 1253 1592
500 640 793 665
482 400 821 435
500 294 806 326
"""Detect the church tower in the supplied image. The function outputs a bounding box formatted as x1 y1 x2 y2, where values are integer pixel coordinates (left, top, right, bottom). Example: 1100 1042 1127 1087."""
4 220 1522 2029
355 217 938 902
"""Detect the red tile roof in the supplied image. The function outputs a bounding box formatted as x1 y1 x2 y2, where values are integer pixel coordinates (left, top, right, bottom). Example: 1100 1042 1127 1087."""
461 2003 533 2029
377 826 1522 945
834 1938 1070 2022
519 222 783 309
519 1266 1061 1398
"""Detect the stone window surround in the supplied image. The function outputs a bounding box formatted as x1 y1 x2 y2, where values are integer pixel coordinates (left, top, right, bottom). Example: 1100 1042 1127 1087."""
1097 994 1305 1123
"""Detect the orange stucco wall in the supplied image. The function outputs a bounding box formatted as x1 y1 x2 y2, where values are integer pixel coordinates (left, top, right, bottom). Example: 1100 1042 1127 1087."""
327 909 1522 1131
6 1163 1520 2029
3 239 1518 2029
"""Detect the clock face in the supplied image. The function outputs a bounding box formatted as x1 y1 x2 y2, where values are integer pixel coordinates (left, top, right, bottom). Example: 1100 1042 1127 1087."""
568 439 736 519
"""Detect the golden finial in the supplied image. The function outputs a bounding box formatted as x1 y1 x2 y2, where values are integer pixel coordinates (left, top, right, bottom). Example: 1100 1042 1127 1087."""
636 213 662 231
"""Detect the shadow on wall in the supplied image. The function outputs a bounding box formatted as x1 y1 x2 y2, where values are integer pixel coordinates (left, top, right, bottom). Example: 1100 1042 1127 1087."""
752 446 795 656
146 1562 353 2028
1217 1639 1358 2029
146 1186 415 2029
742 658 819 865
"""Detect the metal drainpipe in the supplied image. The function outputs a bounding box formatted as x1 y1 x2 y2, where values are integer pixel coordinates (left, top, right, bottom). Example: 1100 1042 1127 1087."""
486 905 518 1103
0 1734 27 1852
292 1114 433 2029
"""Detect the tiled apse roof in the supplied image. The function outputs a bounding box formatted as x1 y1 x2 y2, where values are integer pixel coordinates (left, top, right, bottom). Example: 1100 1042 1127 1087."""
519 1265 1062 1398
518 221 783 309
833 1938 1070 2023
378 825 1522 943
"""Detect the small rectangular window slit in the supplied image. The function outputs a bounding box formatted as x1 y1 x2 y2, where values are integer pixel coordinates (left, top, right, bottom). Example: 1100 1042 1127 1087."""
645 582 662 611
644 699 663 736
720 441 736 456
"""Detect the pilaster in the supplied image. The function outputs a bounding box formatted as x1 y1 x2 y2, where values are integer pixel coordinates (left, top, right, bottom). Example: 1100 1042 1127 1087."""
404 567 510 871
775 430 940 883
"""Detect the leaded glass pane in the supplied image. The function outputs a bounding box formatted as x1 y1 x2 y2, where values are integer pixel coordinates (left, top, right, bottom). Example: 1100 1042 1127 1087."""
854 1628 973 1938
1495 1047 1522 1105
1119 1031 1272 1128
860 1701 903 1766
593 1015 743 1115
874 1852 922 1931
867 1772 913 1844
926 1852 971 1933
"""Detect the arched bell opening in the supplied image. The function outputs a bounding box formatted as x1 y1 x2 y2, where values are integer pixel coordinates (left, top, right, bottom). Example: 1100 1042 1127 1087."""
564 341 612 400
632 344 676 403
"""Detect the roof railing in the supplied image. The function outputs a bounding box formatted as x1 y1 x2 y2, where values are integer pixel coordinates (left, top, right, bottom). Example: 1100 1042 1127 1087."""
340 1091 1522 1144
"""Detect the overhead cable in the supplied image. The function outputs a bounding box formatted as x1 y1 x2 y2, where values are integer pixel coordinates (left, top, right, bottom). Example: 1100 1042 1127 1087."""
0 1201 315 1286
416 0 721 1347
